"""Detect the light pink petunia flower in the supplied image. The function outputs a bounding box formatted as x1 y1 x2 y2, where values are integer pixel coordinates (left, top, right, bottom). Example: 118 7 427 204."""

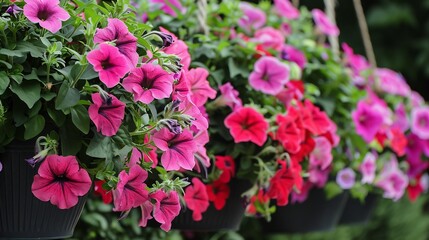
193 129 211 169
31 155 91 209
309 137 333 170
94 18 139 69
376 156 408 201
392 103 409 132
186 68 217 107
411 91 424 108
308 167 330 188
216 82 243 111
149 0 185 17
152 128 197 171
336 168 356 189
274 0 300 19
151 190 181 232
312 9 339 36
360 152 377 184
87 43 129 88
123 64 174 104
178 95 209 131
411 107 429 140
88 93 125 137
23 0 70 33
249 56 290 95
352 100 384 143
238 2 266 32
253 27 285 51
281 45 307 69
375 68 411 97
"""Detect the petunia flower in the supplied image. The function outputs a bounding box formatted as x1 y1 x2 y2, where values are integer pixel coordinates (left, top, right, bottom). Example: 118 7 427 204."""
309 137 333 170
224 107 269 146
178 95 209 131
206 180 230 210
253 27 285 51
274 0 300 19
238 2 266 32
360 152 377 184
151 190 181 232
214 82 243 111
308 166 330 187
291 181 313 203
123 64 173 104
215 155 236 183
23 0 70 33
249 56 290 95
411 107 429 140
246 189 269 215
342 43 371 74
388 127 408 157
152 128 197 171
139 200 154 227
411 91 424 108
88 93 125 137
267 160 302 206
6 4 22 16
392 103 409 132
336 168 356 189
193 129 211 170
87 43 129 88
281 45 307 69
375 68 411 97
149 0 185 17
352 100 384 143
94 180 113 204
94 18 139 69
186 68 217 107
112 166 149 212
376 157 408 201
184 178 210 221
311 9 339 36
160 28 191 70
274 110 304 154
31 155 91 209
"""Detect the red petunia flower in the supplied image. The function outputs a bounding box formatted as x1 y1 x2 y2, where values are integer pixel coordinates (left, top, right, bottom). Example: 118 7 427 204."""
184 178 210 221
206 180 230 210
215 156 236 183
246 189 269 215
94 180 113 204
389 127 408 157
407 175 424 202
275 110 304 153
267 160 302 206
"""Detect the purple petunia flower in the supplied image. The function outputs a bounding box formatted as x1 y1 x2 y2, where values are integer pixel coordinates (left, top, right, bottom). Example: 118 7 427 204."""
336 168 356 189
411 107 429 140
274 0 300 19
238 2 266 32
281 45 307 69
23 0 70 33
376 156 408 201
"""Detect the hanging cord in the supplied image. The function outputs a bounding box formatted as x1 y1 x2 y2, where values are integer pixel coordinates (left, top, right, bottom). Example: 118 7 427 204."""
353 0 377 68
197 0 209 36
293 0 300 8
324 0 339 57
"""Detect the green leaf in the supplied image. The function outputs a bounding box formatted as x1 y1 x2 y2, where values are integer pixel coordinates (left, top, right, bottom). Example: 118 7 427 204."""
0 72 10 94
324 182 343 199
24 115 45 140
47 108 66 126
228 58 247 78
71 105 90 134
10 81 41 108
16 41 44 58
86 133 113 159
0 48 24 57
55 82 80 110
60 119 82 155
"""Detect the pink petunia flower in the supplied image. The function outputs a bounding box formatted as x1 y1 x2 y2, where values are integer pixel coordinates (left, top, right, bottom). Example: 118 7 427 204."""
149 0 186 17
249 56 290 95
152 128 197 171
375 68 411 97
224 107 269 146
31 155 91 209
87 43 129 88
94 18 139 68
139 200 154 227
291 181 313 203
123 64 173 104
392 103 409 132
253 27 285 51
172 70 190 100
376 157 408 201
186 68 217 107
184 178 210 221
88 93 125 137
336 168 356 189
309 137 333 170
112 166 149 212
312 9 339 36
23 0 70 33
308 166 330 187
281 45 307 69
151 190 181 232
342 43 371 74
160 28 191 70
352 100 384 143
411 107 429 140
215 82 243 111
274 0 300 19
193 129 211 169
178 95 209 131
360 152 377 184
411 91 424 108
238 2 266 32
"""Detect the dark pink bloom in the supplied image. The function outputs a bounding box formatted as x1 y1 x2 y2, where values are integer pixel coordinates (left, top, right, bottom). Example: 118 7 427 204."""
312 9 339 36
193 130 211 169
291 181 313 203
112 166 149 212
216 82 243 111
376 68 411 97
249 56 290 95
94 18 138 68
281 45 307 69
411 107 429 140
253 27 285 51
88 93 125 137
87 43 129 88
274 0 300 19
309 137 333 170
392 103 409 132
411 91 424 107
238 2 266 32
151 190 181 232
152 128 197 171
139 200 154 227
336 168 356 189
178 95 209 131
186 68 217 107
352 100 384 143
376 157 408 201
184 178 209 221
160 28 191 70
342 43 371 74
123 64 173 104
172 70 191 100
224 107 269 146
215 155 235 183
23 0 70 33
308 166 330 187
149 0 185 17
31 155 91 209
360 152 377 184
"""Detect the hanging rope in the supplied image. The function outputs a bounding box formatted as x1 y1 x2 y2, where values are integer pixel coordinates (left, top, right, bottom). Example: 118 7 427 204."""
197 0 209 36
324 0 339 57
292 0 300 8
353 0 377 68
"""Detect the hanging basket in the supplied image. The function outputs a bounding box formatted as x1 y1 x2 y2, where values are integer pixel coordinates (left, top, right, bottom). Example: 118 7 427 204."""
0 140 87 239
338 193 377 225
262 188 348 233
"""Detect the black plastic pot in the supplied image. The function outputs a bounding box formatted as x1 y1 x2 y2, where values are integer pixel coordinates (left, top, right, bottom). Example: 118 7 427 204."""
0 140 87 239
262 188 348 233
338 193 377 225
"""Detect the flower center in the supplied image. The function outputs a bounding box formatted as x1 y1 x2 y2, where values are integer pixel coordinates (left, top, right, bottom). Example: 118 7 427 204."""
101 60 113 70
37 9 52 21
419 117 428 127
55 174 67 182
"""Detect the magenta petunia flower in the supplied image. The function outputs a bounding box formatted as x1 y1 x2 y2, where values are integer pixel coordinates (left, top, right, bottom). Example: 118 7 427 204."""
172 70 191 100
123 64 173 104
151 190 181 232
249 56 290 95
342 43 371 74
184 178 209 221
309 137 333 170
224 107 269 146
281 45 307 69
274 0 300 19
392 103 409 132
359 152 377 184
352 100 384 143
253 27 285 51
193 129 211 169
311 9 339 36
139 200 154 227
411 91 424 108
411 107 429 140
149 0 186 17
238 2 266 32
113 166 149 212
152 128 197 171
186 68 217 107
31 155 91 209
375 68 411 97
376 157 408 201
23 0 70 33
87 43 129 88
94 18 139 68
216 82 243 111
336 168 356 189
160 28 191 70
308 167 330 188
178 95 209 131
88 93 125 137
